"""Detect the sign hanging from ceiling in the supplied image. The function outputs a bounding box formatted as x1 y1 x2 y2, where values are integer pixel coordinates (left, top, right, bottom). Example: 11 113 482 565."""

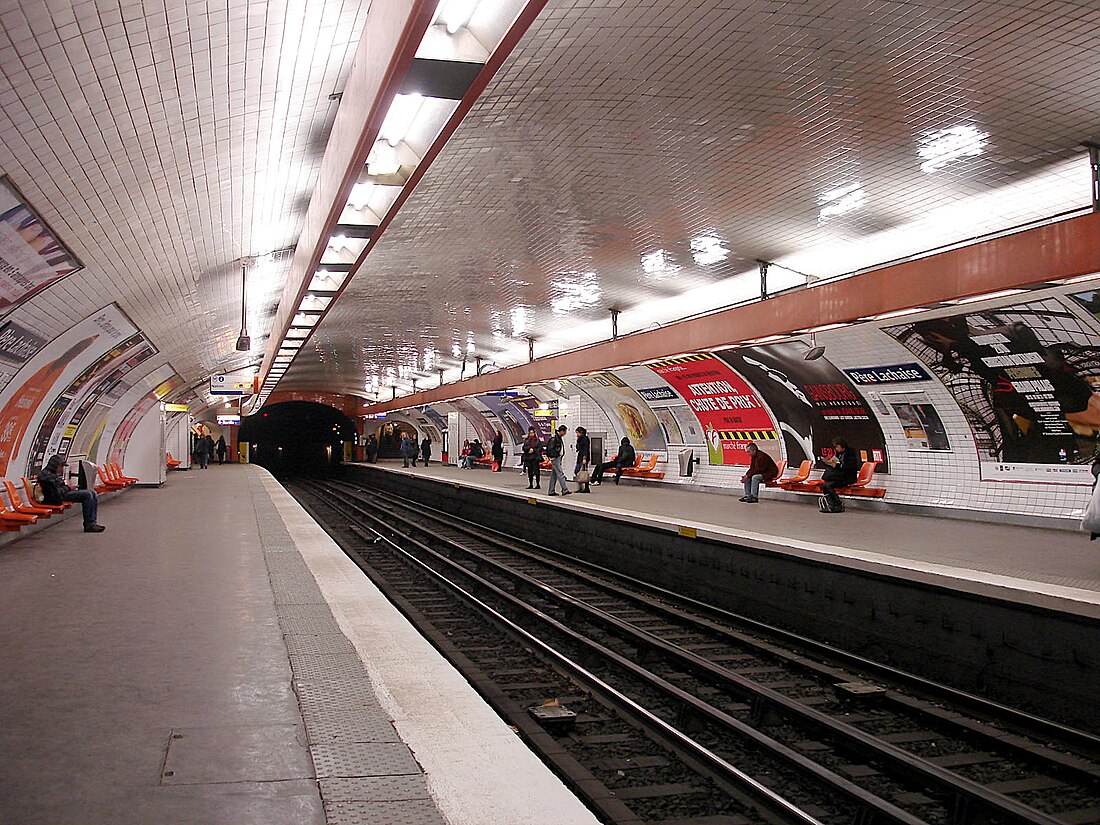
210 373 254 396
0 177 83 314
164 403 189 412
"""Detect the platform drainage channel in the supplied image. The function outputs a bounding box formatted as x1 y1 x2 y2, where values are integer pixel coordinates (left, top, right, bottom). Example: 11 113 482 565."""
249 474 446 825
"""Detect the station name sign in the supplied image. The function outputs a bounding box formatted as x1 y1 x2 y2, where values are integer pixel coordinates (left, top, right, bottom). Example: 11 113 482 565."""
843 363 932 385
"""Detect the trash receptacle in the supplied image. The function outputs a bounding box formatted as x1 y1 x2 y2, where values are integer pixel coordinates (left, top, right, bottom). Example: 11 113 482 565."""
678 449 695 477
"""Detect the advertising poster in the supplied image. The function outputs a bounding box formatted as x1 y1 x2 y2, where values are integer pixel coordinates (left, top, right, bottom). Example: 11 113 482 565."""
886 297 1100 482
511 395 556 441
719 342 889 472
890 402 950 451
564 372 666 451
647 354 776 465
448 398 500 446
0 320 46 366
108 374 183 465
0 306 135 476
478 393 538 442
636 383 692 445
0 177 82 311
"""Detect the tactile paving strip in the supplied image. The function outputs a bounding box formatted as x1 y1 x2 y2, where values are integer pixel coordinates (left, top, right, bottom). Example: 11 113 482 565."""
323 799 445 825
248 472 447 825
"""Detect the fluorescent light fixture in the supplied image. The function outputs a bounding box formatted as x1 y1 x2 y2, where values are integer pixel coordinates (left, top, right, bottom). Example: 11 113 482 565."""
327 234 352 251
867 306 934 321
347 183 374 211
690 235 729 266
286 328 310 339
641 250 679 279
380 93 424 147
1056 271 1100 285
805 321 851 333
281 339 305 348
434 0 479 34
818 183 866 222
309 270 346 291
291 313 317 327
366 141 401 176
550 271 602 314
919 125 988 173
946 288 1027 305
299 293 332 311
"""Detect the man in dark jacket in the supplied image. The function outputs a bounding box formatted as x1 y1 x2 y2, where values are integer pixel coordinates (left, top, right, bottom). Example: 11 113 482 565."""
592 437 636 485
820 437 859 510
739 442 778 503
545 425 571 497
38 454 104 532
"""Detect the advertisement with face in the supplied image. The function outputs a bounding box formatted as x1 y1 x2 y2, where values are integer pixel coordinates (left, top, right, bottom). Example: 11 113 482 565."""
718 341 889 472
886 297 1100 482
564 372 666 451
647 354 776 466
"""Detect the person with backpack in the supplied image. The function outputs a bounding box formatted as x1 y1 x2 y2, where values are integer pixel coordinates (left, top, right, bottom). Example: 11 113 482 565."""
545 425 572 497
819 437 858 513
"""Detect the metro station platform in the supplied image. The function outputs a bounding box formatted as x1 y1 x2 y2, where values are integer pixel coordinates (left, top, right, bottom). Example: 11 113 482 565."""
357 460 1100 621
0 464 601 825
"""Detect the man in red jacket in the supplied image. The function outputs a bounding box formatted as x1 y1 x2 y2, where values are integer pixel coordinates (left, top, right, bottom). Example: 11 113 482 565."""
740 442 778 503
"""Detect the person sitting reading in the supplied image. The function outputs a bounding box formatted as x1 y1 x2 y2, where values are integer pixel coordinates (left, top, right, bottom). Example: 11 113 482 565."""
739 442 778 503
38 454 105 532
592 437 636 485
820 437 859 511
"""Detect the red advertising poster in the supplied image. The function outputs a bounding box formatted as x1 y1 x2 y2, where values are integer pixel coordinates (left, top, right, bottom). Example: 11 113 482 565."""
648 353 777 465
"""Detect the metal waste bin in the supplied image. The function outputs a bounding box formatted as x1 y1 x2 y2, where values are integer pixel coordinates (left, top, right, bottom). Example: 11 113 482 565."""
678 449 695 477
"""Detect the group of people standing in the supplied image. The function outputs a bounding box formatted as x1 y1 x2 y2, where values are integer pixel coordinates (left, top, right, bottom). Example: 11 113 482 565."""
520 426 636 496
399 433 434 468
192 433 228 469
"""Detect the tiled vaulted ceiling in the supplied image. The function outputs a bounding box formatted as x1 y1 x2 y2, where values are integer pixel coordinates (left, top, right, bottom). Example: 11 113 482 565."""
284 0 1098 399
0 0 370 392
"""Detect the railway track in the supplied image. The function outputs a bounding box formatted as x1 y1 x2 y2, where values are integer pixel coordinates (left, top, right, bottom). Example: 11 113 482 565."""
288 477 1100 825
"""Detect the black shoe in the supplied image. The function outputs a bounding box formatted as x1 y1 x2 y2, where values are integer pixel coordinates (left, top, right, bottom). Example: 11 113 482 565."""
746 497 759 503
548 492 558 496
84 524 105 533
526 485 533 489
614 478 620 485
534 485 540 489
561 491 572 496
739 495 750 502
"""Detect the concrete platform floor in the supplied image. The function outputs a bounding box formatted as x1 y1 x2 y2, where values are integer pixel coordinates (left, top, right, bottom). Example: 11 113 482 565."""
361 460 1100 614
0 464 601 825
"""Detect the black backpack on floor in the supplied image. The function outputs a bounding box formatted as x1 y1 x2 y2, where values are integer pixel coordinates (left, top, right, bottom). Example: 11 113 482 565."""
819 494 844 513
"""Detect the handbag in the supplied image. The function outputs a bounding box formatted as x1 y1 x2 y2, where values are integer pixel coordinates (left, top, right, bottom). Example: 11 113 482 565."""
575 468 590 485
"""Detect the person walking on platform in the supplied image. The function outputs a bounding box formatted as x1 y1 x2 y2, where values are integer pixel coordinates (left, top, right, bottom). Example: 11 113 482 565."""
592 437 635 485
545 425 572 497
491 430 504 471
420 435 432 466
739 442 778 503
215 435 227 465
521 427 543 489
574 427 591 493
204 434 215 467
365 434 378 463
193 432 210 469
400 433 418 467
820 436 858 512
38 454 104 532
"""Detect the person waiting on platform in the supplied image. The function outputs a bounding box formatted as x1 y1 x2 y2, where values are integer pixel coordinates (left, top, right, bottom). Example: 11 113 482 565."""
470 438 485 463
400 433 419 467
38 454 105 533
420 435 432 466
491 430 504 471
545 425 572 497
592 437 636 486
521 427 543 489
574 427 591 493
820 436 859 511
459 439 473 469
365 434 378 463
215 435 227 465
739 442 778 503
193 432 210 469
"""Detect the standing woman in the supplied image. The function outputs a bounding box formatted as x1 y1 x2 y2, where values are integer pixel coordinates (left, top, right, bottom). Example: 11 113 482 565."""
574 427 591 493
491 430 504 472
520 427 543 489
420 435 432 466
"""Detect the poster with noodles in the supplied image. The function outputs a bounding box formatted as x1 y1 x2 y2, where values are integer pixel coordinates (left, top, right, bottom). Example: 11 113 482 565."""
718 341 888 473
0 177 82 312
647 354 776 466
886 296 1100 483
564 372 666 451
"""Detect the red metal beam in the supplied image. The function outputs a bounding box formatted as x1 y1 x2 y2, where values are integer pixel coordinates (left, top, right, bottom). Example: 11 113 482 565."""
363 210 1100 415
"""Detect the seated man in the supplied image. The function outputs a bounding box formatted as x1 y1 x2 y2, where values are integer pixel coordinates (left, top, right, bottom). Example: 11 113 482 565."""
820 436 859 511
38 454 105 533
739 442 778 503
592 437 636 485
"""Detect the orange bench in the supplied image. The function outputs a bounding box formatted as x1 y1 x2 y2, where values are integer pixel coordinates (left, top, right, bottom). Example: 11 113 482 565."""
766 459 810 488
4 480 55 519
95 464 132 493
22 477 72 514
166 452 181 469
619 454 665 480
781 460 886 498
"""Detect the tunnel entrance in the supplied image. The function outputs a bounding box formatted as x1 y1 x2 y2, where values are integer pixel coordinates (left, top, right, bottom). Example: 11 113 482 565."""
371 420 418 459
239 400 355 476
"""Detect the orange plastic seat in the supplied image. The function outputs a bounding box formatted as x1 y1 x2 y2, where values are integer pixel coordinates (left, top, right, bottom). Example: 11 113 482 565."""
763 458 789 488
109 462 137 484
96 465 128 493
22 478 70 513
4 480 53 518
166 452 181 469
776 459 813 486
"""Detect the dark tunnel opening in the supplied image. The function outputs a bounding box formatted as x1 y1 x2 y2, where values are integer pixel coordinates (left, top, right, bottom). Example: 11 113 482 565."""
239 400 355 477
